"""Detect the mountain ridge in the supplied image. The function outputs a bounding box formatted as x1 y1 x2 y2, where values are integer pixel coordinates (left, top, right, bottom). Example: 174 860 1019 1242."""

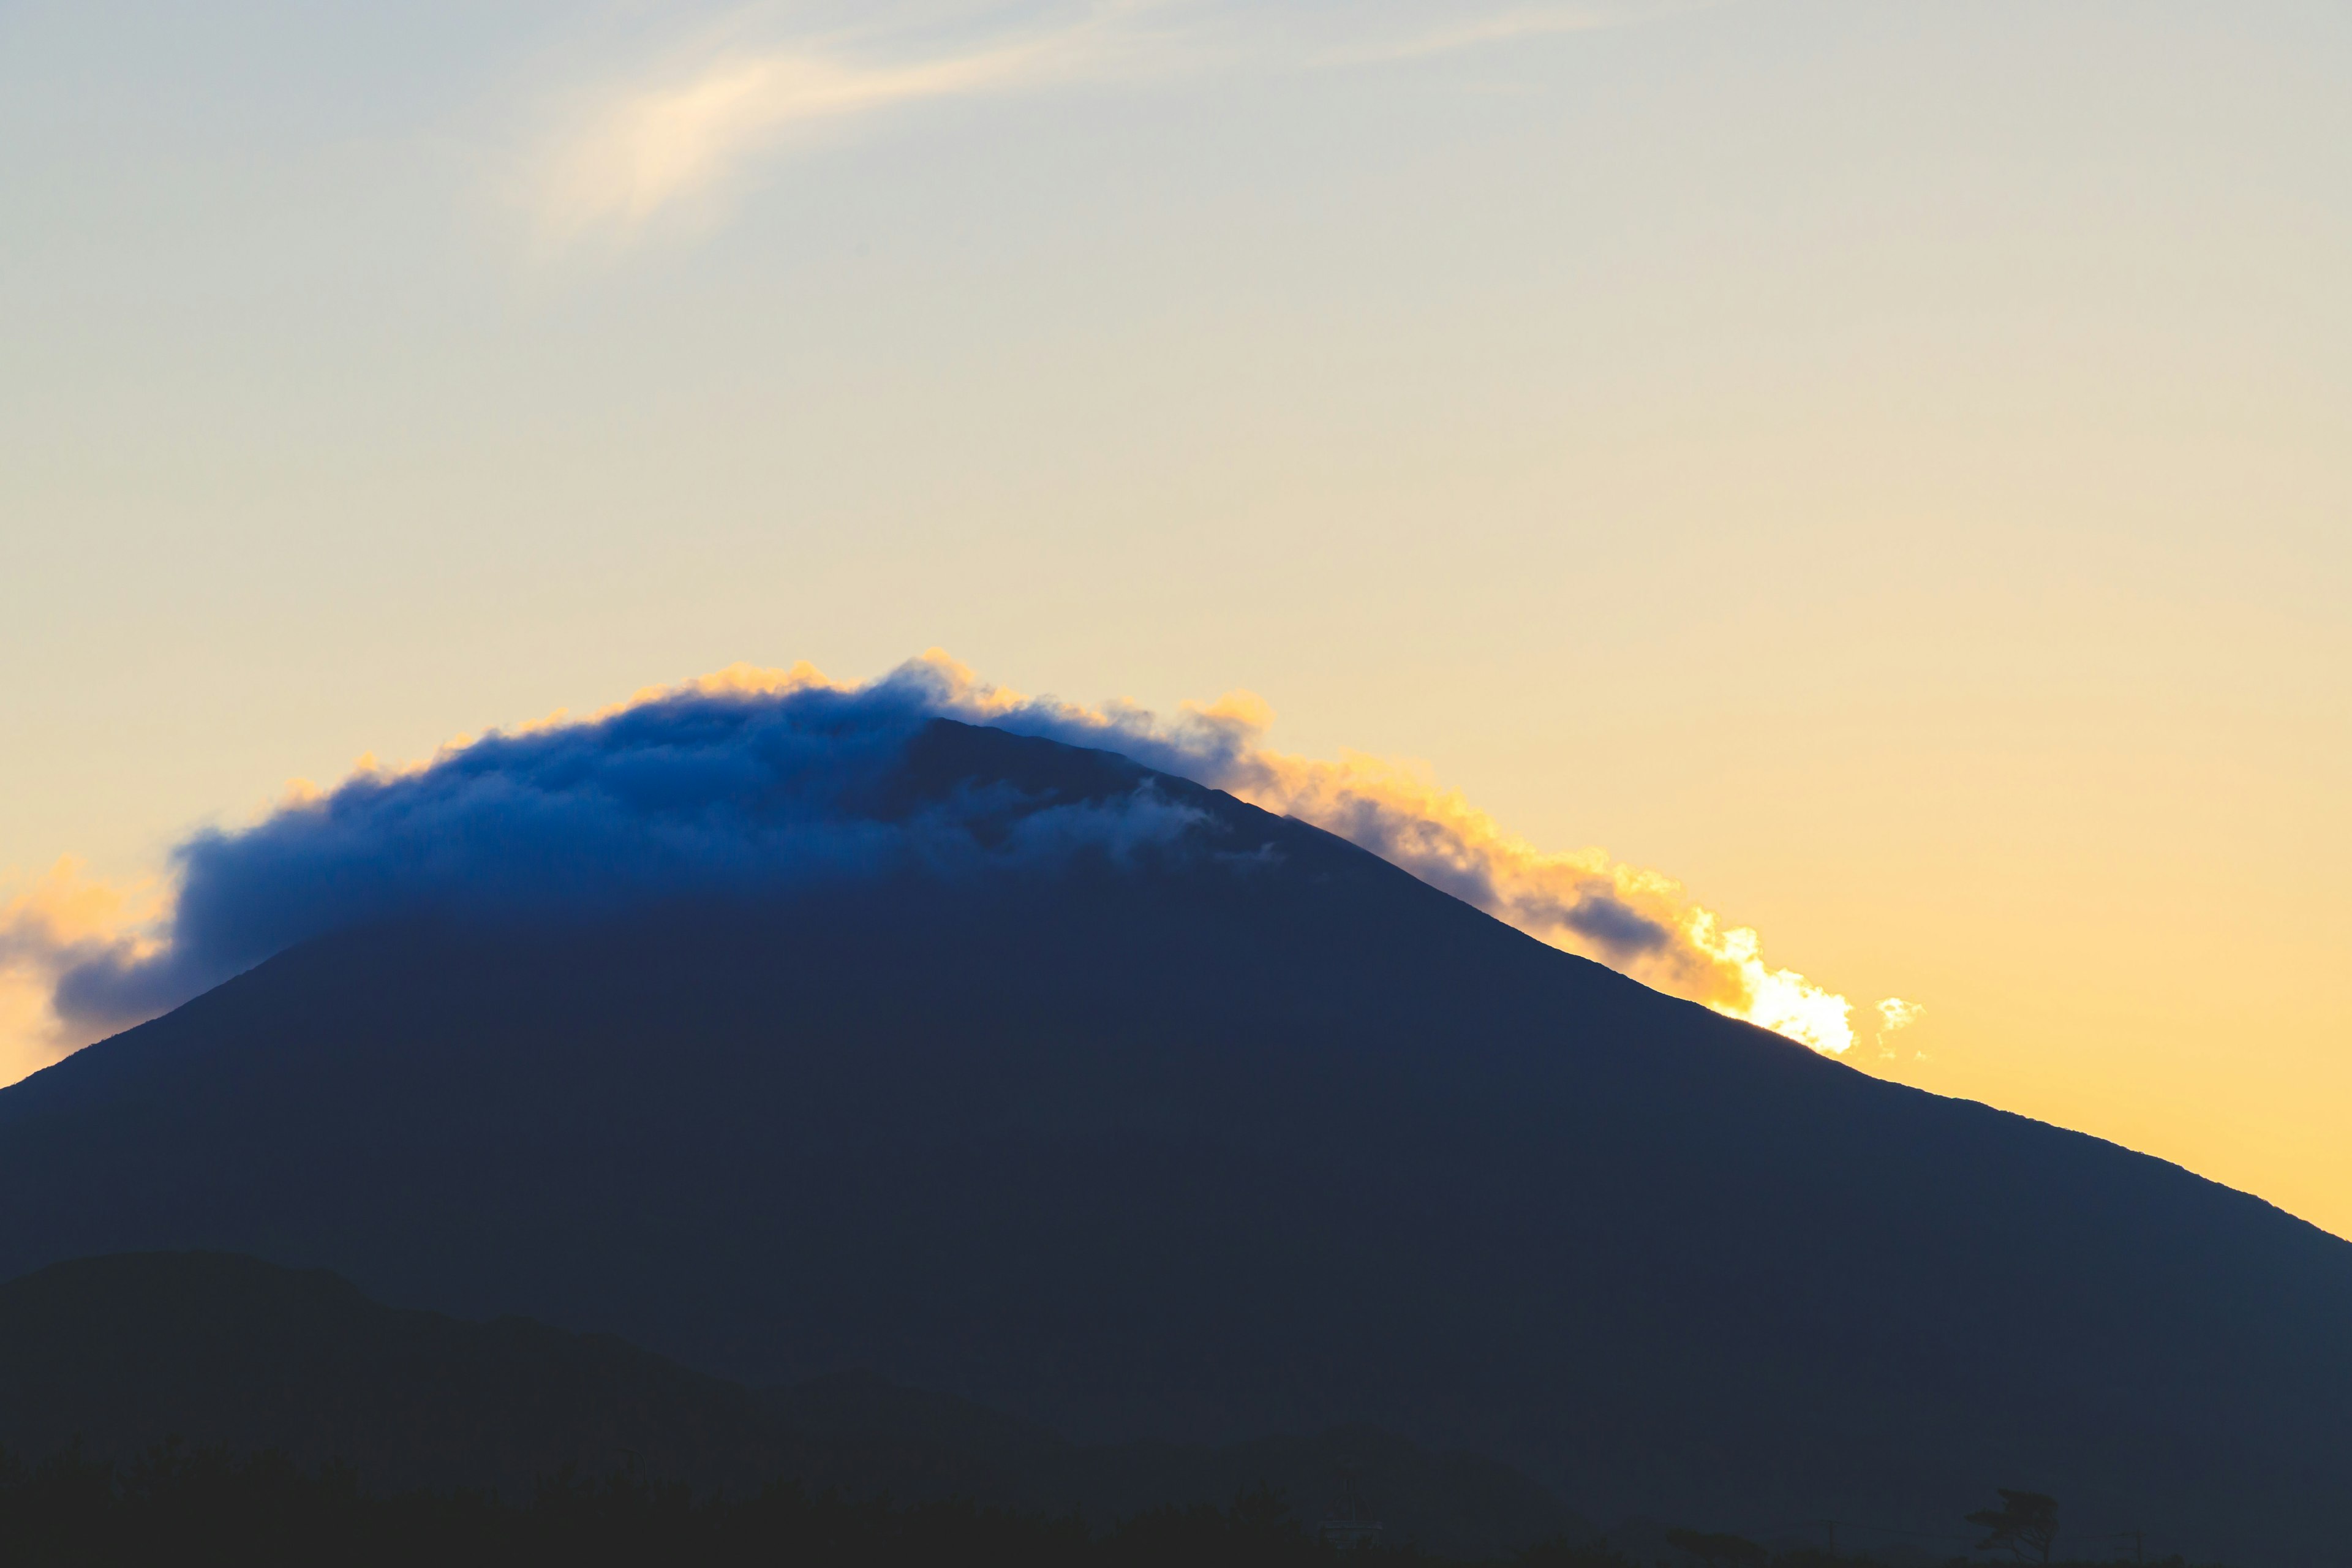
0 720 2345 1563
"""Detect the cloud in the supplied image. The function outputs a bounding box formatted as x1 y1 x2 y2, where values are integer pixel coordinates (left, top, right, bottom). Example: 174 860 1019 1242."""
1327 7 1622 65
543 4 1148 240
954 674 1884 1054
1329 0 1733 64
20 662 1204 1051
1871 996 1926 1057
8 652 1904 1073
740 653 1890 1055
531 0 1744 246
1877 997 1925 1033
0 859 169 1079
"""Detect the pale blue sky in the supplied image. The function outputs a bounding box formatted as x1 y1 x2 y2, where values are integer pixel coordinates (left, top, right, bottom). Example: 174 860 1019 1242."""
4 1 2349 1227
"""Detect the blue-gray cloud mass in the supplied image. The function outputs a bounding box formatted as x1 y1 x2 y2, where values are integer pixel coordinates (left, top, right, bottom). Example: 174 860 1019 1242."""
49 663 1210 1034
26 654 1882 1059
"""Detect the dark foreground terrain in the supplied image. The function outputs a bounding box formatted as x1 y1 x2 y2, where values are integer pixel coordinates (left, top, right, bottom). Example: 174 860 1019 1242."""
0 1253 2245 1567
0 1447 2241 1568
0 1251 1583 1559
2 722 2344 1561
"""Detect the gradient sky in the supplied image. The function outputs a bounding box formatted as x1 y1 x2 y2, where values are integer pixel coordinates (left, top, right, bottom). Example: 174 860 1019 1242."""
4 2 2348 1232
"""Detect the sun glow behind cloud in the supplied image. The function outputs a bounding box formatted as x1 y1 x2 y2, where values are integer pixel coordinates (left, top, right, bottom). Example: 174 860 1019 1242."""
919 655 1913 1054
774 655 1902 1054
1111 688 1901 1055
0 654 1912 1076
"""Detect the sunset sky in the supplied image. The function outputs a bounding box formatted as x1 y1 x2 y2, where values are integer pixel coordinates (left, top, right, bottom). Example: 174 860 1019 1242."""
4 2 2348 1234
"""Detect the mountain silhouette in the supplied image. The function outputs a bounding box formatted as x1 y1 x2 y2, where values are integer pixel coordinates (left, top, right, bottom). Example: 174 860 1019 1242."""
1 720 2345 1562
0 1250 1579 1556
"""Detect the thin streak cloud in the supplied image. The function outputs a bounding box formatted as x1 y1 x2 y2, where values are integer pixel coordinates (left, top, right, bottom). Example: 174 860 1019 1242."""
533 0 1735 246
1330 8 1621 65
1324 1 1733 66
543 6 1148 240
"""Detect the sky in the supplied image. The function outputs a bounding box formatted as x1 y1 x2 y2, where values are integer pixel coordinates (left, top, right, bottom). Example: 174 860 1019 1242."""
2 1 2347 1233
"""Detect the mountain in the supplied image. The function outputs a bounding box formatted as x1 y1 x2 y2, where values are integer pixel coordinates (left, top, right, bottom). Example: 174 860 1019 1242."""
0 1250 1586 1557
1 719 2346 1562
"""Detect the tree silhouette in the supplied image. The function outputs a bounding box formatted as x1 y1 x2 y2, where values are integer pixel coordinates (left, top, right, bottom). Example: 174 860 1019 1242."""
1967 1489 2059 1563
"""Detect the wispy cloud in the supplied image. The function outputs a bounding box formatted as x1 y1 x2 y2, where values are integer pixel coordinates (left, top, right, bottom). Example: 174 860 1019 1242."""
530 0 1741 247
1325 0 1731 66
1329 7 1621 66
541 4 1153 242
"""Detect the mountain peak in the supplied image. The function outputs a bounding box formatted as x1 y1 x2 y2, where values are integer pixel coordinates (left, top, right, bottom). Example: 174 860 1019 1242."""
0 723 2343 1562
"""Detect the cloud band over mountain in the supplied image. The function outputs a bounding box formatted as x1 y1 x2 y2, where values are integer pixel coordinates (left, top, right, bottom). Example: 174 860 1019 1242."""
0 654 1911 1076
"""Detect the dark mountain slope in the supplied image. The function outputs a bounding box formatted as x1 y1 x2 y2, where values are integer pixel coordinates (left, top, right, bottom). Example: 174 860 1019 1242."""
0 721 2345 1561
0 1251 1585 1556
